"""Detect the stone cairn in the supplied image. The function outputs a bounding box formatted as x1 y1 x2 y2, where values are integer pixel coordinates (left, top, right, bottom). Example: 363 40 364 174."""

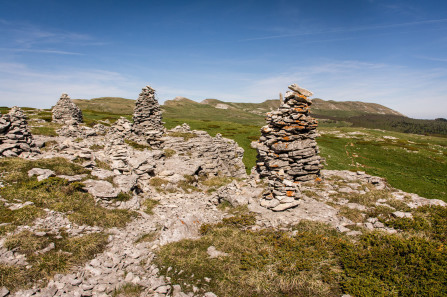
52 93 83 124
131 85 165 147
253 83 323 211
0 107 38 157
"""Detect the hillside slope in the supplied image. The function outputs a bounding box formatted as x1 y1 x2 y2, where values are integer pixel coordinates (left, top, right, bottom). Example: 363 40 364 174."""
72 96 404 119
199 97 404 118
73 97 136 114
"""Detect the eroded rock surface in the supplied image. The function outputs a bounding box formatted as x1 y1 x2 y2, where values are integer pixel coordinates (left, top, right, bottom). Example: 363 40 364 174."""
162 124 246 179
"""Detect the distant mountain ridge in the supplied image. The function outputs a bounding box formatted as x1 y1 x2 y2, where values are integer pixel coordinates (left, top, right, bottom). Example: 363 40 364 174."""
192 97 404 118
73 96 404 118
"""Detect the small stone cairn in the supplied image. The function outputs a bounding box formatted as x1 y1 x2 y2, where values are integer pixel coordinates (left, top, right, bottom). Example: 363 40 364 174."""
131 85 165 147
52 93 83 124
0 107 38 157
253 83 323 211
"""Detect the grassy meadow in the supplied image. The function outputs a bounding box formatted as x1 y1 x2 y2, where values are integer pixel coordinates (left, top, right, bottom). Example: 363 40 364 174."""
5 102 446 201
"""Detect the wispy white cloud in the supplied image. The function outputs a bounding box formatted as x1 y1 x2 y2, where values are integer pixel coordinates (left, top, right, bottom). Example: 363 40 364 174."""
0 19 104 55
240 60 447 119
0 59 445 119
0 62 143 108
414 55 447 63
0 48 83 55
241 18 447 41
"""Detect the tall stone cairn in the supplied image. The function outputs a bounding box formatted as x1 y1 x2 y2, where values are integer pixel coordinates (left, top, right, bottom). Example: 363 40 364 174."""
132 85 165 147
0 107 38 157
52 93 83 124
254 83 324 211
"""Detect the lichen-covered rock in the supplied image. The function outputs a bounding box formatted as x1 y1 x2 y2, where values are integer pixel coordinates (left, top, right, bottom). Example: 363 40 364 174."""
131 85 165 147
0 107 39 157
253 84 324 211
56 121 96 138
52 93 83 124
161 123 247 179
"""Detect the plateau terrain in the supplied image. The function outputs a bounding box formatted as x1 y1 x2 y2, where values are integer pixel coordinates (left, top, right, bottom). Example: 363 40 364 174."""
0 86 446 297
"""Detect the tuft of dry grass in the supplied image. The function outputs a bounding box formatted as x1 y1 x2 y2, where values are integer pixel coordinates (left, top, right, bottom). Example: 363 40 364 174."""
157 219 345 297
163 149 176 158
338 207 365 223
167 132 197 141
142 199 160 215
124 139 151 151
112 283 143 297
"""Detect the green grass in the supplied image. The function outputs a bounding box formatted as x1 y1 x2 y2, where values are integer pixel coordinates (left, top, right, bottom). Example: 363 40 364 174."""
163 148 176 158
30 122 62 136
142 199 160 215
0 204 45 235
0 158 137 228
95 159 112 170
82 110 131 127
1 231 108 291
317 127 447 201
157 210 447 297
0 157 139 291
73 97 136 115
124 139 151 151
41 99 446 201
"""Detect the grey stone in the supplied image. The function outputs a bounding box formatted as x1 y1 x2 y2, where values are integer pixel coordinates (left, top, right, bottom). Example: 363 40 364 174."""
288 83 313 97
0 287 9 297
207 246 229 258
392 211 413 219
82 179 120 199
52 93 83 124
271 201 300 211
28 168 56 181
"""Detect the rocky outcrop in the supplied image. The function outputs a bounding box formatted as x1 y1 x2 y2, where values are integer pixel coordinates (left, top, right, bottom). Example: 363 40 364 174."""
52 93 83 124
0 107 39 157
109 117 132 138
161 124 246 179
253 84 323 211
56 121 97 138
131 86 165 147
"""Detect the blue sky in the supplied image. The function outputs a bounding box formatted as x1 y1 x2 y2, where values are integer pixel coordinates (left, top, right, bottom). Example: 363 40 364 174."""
1 0 446 118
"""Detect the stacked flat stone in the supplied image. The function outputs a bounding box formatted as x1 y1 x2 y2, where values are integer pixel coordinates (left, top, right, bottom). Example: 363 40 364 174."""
254 83 323 211
52 93 83 124
0 107 38 157
131 86 165 147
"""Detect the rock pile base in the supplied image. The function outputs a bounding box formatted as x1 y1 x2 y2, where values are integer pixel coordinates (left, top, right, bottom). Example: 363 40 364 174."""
52 93 83 124
131 86 165 147
162 124 246 178
56 120 97 138
0 107 39 157
253 84 323 211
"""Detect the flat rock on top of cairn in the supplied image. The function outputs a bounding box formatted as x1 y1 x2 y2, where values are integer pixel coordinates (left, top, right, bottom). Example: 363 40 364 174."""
288 83 313 97
254 83 323 211
52 93 83 124
131 85 164 147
